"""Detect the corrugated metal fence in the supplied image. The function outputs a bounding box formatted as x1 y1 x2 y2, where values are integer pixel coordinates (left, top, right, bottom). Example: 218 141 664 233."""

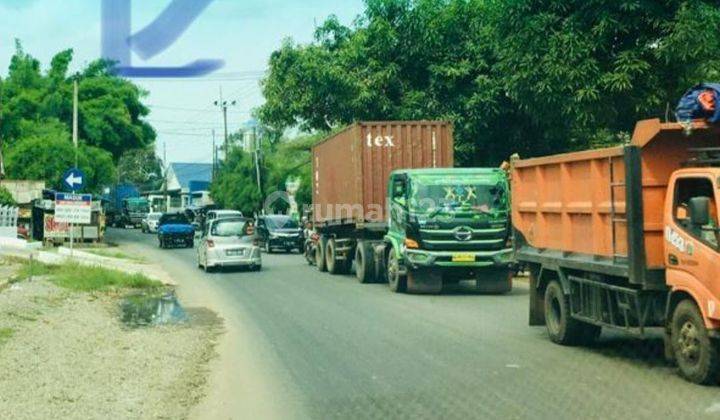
0 205 19 238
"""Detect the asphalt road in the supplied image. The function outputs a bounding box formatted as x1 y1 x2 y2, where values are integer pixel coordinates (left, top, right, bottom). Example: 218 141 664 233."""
109 228 720 419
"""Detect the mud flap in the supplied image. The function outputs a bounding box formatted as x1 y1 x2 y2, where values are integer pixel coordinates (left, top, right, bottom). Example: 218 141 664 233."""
407 268 443 294
528 268 545 326
475 268 513 294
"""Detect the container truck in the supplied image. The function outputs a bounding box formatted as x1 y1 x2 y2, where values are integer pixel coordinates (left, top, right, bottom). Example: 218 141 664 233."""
512 118 720 384
312 121 514 294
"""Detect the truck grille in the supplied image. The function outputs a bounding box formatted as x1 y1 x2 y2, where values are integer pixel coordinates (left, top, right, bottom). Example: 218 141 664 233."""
419 226 507 251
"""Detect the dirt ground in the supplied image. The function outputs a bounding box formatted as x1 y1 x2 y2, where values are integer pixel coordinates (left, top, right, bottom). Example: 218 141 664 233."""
0 274 222 420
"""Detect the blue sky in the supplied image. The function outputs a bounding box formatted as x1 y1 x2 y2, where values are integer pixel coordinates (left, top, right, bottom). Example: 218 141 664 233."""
0 0 364 163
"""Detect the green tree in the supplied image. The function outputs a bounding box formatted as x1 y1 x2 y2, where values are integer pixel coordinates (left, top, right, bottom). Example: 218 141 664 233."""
259 0 720 165
210 149 266 216
1 42 155 159
117 147 163 191
0 41 157 193
0 186 15 206
4 119 115 193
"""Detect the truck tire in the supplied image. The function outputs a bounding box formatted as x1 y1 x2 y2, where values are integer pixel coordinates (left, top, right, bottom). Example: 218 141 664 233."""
671 300 720 385
387 250 407 293
316 236 328 272
355 241 375 284
544 281 587 346
326 239 348 274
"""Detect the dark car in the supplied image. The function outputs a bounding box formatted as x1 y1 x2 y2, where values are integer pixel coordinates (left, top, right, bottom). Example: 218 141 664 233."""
157 213 195 249
255 215 302 253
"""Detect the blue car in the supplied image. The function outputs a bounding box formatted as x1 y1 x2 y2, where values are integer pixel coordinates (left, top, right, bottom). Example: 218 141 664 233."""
158 213 195 249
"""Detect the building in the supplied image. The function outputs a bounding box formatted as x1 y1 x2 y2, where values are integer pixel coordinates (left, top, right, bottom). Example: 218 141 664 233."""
164 163 214 211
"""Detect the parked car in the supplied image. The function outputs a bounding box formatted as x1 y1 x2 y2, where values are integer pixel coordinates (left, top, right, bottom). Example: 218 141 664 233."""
157 213 195 249
197 217 261 272
141 212 162 234
255 215 302 253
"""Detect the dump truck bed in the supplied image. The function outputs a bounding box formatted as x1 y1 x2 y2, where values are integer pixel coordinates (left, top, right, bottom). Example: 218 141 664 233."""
312 121 453 226
512 119 720 289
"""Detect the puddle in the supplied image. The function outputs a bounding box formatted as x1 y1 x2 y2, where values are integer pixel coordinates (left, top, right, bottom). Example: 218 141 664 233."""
120 292 188 327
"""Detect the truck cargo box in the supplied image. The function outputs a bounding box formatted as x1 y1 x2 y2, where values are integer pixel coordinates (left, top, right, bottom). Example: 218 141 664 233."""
512 119 720 289
312 121 453 226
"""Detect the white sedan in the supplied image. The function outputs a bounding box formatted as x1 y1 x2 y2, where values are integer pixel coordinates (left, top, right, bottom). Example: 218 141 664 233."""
197 218 261 272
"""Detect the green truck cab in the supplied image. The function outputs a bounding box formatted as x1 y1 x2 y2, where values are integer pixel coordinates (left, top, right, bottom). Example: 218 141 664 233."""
383 168 513 293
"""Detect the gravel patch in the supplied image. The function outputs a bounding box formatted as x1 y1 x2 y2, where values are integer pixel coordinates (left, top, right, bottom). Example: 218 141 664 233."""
0 279 222 420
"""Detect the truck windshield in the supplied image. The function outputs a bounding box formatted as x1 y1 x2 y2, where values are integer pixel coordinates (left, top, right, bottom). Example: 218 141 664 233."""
125 200 149 213
409 177 507 216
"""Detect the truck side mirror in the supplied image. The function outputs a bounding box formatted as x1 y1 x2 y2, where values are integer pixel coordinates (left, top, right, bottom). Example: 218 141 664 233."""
689 197 711 226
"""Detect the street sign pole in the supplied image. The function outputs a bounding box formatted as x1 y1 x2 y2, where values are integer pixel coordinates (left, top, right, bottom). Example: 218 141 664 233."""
71 79 79 255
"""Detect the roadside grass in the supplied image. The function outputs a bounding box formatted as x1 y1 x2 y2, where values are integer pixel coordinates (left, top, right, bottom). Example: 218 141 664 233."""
8 259 163 293
50 263 163 292
82 248 145 262
0 327 14 345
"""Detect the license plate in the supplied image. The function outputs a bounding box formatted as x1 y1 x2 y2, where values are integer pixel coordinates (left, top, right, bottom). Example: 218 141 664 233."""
452 253 475 262
226 249 245 256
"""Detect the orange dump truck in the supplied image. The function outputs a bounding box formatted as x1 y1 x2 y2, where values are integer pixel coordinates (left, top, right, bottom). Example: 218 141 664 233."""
512 118 720 384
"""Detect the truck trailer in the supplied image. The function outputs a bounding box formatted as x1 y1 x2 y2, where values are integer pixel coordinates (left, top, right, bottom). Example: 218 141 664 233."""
512 118 720 384
312 121 514 294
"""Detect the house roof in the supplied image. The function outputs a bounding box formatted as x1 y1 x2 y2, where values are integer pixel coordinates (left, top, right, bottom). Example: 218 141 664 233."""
169 163 213 191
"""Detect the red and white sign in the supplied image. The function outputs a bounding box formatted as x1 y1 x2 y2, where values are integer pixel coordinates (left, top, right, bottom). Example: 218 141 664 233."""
55 193 92 224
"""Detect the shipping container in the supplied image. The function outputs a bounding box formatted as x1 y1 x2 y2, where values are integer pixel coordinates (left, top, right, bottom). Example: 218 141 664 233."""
312 121 453 225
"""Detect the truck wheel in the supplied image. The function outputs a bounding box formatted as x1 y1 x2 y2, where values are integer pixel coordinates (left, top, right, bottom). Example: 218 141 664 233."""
387 250 407 293
305 242 315 265
544 281 586 346
316 236 328 272
326 239 345 274
355 241 375 284
671 300 720 385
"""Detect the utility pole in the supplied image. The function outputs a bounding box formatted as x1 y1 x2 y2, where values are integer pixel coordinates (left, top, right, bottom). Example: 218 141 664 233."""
253 126 261 191
0 77 5 180
70 78 80 253
211 129 216 181
214 87 236 162
163 142 168 212
73 79 79 168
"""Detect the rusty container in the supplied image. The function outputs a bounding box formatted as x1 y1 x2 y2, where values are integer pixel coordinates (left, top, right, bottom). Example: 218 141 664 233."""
312 121 454 225
512 118 720 287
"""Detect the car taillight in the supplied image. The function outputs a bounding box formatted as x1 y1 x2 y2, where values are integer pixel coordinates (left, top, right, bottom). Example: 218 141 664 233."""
207 240 215 248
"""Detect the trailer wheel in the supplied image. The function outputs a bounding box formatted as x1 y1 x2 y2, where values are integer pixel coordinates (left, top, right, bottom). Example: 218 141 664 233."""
355 241 375 284
671 300 720 385
316 236 328 272
387 250 407 293
544 281 586 346
326 239 347 274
